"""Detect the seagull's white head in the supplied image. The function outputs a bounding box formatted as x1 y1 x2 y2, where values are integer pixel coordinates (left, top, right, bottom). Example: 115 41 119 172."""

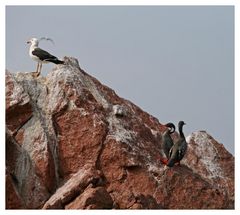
27 38 39 46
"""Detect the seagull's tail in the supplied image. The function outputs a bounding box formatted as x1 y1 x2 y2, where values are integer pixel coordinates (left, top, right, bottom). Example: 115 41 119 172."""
46 58 64 64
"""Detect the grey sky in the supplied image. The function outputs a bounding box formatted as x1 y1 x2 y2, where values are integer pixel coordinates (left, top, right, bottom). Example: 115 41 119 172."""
6 6 234 154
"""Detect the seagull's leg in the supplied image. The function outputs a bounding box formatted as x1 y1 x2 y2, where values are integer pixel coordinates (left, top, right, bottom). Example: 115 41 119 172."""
37 63 42 77
36 63 39 73
32 63 40 77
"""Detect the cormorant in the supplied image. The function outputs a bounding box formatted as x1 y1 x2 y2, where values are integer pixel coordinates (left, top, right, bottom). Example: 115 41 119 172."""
162 122 175 159
167 121 187 167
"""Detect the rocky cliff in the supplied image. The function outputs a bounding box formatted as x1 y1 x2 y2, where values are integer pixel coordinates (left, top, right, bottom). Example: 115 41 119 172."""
6 57 234 209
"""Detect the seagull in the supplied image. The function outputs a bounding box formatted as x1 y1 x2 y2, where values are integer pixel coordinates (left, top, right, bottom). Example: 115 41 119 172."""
27 37 64 77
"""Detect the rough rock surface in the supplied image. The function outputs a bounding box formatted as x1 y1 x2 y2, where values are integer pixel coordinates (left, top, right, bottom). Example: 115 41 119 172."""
6 57 234 209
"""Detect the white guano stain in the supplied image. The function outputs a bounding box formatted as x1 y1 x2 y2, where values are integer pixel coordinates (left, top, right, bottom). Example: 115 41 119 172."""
187 131 224 179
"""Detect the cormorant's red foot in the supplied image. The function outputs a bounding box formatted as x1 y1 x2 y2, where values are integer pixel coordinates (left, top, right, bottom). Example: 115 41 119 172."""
160 158 168 165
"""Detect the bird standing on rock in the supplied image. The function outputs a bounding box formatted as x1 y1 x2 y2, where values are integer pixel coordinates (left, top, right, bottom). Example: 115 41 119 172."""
27 37 64 77
167 121 187 167
162 123 175 160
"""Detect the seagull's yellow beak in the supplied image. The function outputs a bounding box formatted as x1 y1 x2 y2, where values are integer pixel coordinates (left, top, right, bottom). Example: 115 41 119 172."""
27 40 31 44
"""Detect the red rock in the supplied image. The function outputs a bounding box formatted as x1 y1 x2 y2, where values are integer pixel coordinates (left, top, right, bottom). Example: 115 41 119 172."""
6 170 24 209
65 186 113 209
183 131 234 208
6 131 50 209
43 164 102 209
6 57 234 209
6 72 32 134
55 109 108 178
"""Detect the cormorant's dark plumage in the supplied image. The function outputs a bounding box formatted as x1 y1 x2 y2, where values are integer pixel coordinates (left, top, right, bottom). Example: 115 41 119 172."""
167 121 187 167
162 123 175 159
